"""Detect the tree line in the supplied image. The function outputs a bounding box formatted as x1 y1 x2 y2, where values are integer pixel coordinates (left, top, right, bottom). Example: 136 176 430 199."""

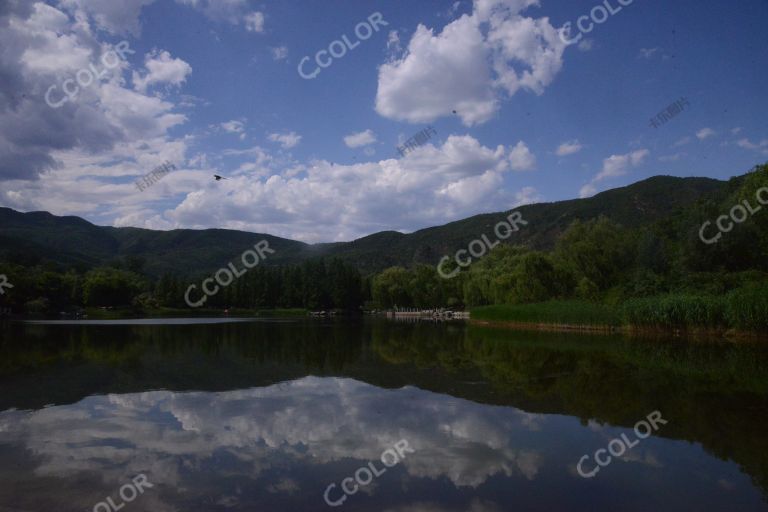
0 258 365 314
2 164 766 323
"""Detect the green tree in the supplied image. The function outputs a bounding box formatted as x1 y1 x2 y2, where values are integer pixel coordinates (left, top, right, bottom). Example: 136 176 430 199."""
82 267 145 307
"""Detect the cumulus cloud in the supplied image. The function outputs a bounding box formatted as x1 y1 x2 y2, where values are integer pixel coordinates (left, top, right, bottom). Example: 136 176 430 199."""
344 129 377 148
595 149 649 182
556 140 582 157
132 50 192 93
375 0 565 126
508 141 536 171
1 112 537 241
57 0 265 35
579 149 649 198
146 135 530 241
0 2 187 182
696 128 716 140
218 120 247 140
267 132 302 149
244 11 265 32
58 0 157 36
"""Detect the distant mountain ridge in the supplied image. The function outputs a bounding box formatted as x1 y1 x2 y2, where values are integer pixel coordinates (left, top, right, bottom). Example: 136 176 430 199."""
0 175 727 276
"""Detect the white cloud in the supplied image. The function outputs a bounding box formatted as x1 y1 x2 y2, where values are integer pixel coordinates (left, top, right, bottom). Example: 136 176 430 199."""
123 135 525 242
176 0 246 23
344 130 377 148
595 149 649 182
579 149 649 199
508 141 536 171
579 183 597 198
375 0 565 126
244 11 265 32
219 120 246 140
59 0 158 36
556 140 582 157
132 50 192 93
658 153 685 162
0 2 188 182
736 138 768 155
514 186 541 205
61 0 264 35
672 136 692 148
639 47 660 59
268 132 302 149
696 128 716 140
270 46 288 60
221 120 245 133
386 30 401 53
577 39 594 52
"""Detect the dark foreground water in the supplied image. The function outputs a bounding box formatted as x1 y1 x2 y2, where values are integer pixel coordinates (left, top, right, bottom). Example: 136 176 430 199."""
0 318 766 512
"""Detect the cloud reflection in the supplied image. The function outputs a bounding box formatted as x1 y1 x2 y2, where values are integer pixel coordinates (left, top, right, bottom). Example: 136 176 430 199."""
0 377 542 510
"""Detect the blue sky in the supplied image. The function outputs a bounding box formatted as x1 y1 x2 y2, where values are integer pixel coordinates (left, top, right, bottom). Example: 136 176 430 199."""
1 0 767 242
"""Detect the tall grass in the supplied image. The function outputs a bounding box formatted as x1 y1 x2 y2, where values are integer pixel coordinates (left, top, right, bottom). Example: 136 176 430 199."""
471 300 621 326
622 295 727 329
472 284 768 333
725 283 768 331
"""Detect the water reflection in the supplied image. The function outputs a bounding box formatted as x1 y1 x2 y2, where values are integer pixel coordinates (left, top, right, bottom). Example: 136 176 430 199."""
1 377 762 511
0 319 766 510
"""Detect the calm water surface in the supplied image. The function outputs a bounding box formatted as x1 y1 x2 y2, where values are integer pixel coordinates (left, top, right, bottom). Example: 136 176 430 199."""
0 318 766 511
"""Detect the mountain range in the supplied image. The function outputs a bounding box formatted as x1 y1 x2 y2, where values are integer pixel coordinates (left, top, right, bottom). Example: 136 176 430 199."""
0 174 732 277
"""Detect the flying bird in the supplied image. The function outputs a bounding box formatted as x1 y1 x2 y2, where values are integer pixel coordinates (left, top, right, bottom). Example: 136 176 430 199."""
214 175 228 181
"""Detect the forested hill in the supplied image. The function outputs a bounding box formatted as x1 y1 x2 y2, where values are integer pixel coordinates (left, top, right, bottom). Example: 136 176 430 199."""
0 174 731 276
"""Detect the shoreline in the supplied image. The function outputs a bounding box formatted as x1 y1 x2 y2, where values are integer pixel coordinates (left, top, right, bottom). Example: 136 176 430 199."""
469 319 767 342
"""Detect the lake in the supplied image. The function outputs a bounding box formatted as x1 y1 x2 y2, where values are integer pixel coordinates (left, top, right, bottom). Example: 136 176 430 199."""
0 317 766 511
